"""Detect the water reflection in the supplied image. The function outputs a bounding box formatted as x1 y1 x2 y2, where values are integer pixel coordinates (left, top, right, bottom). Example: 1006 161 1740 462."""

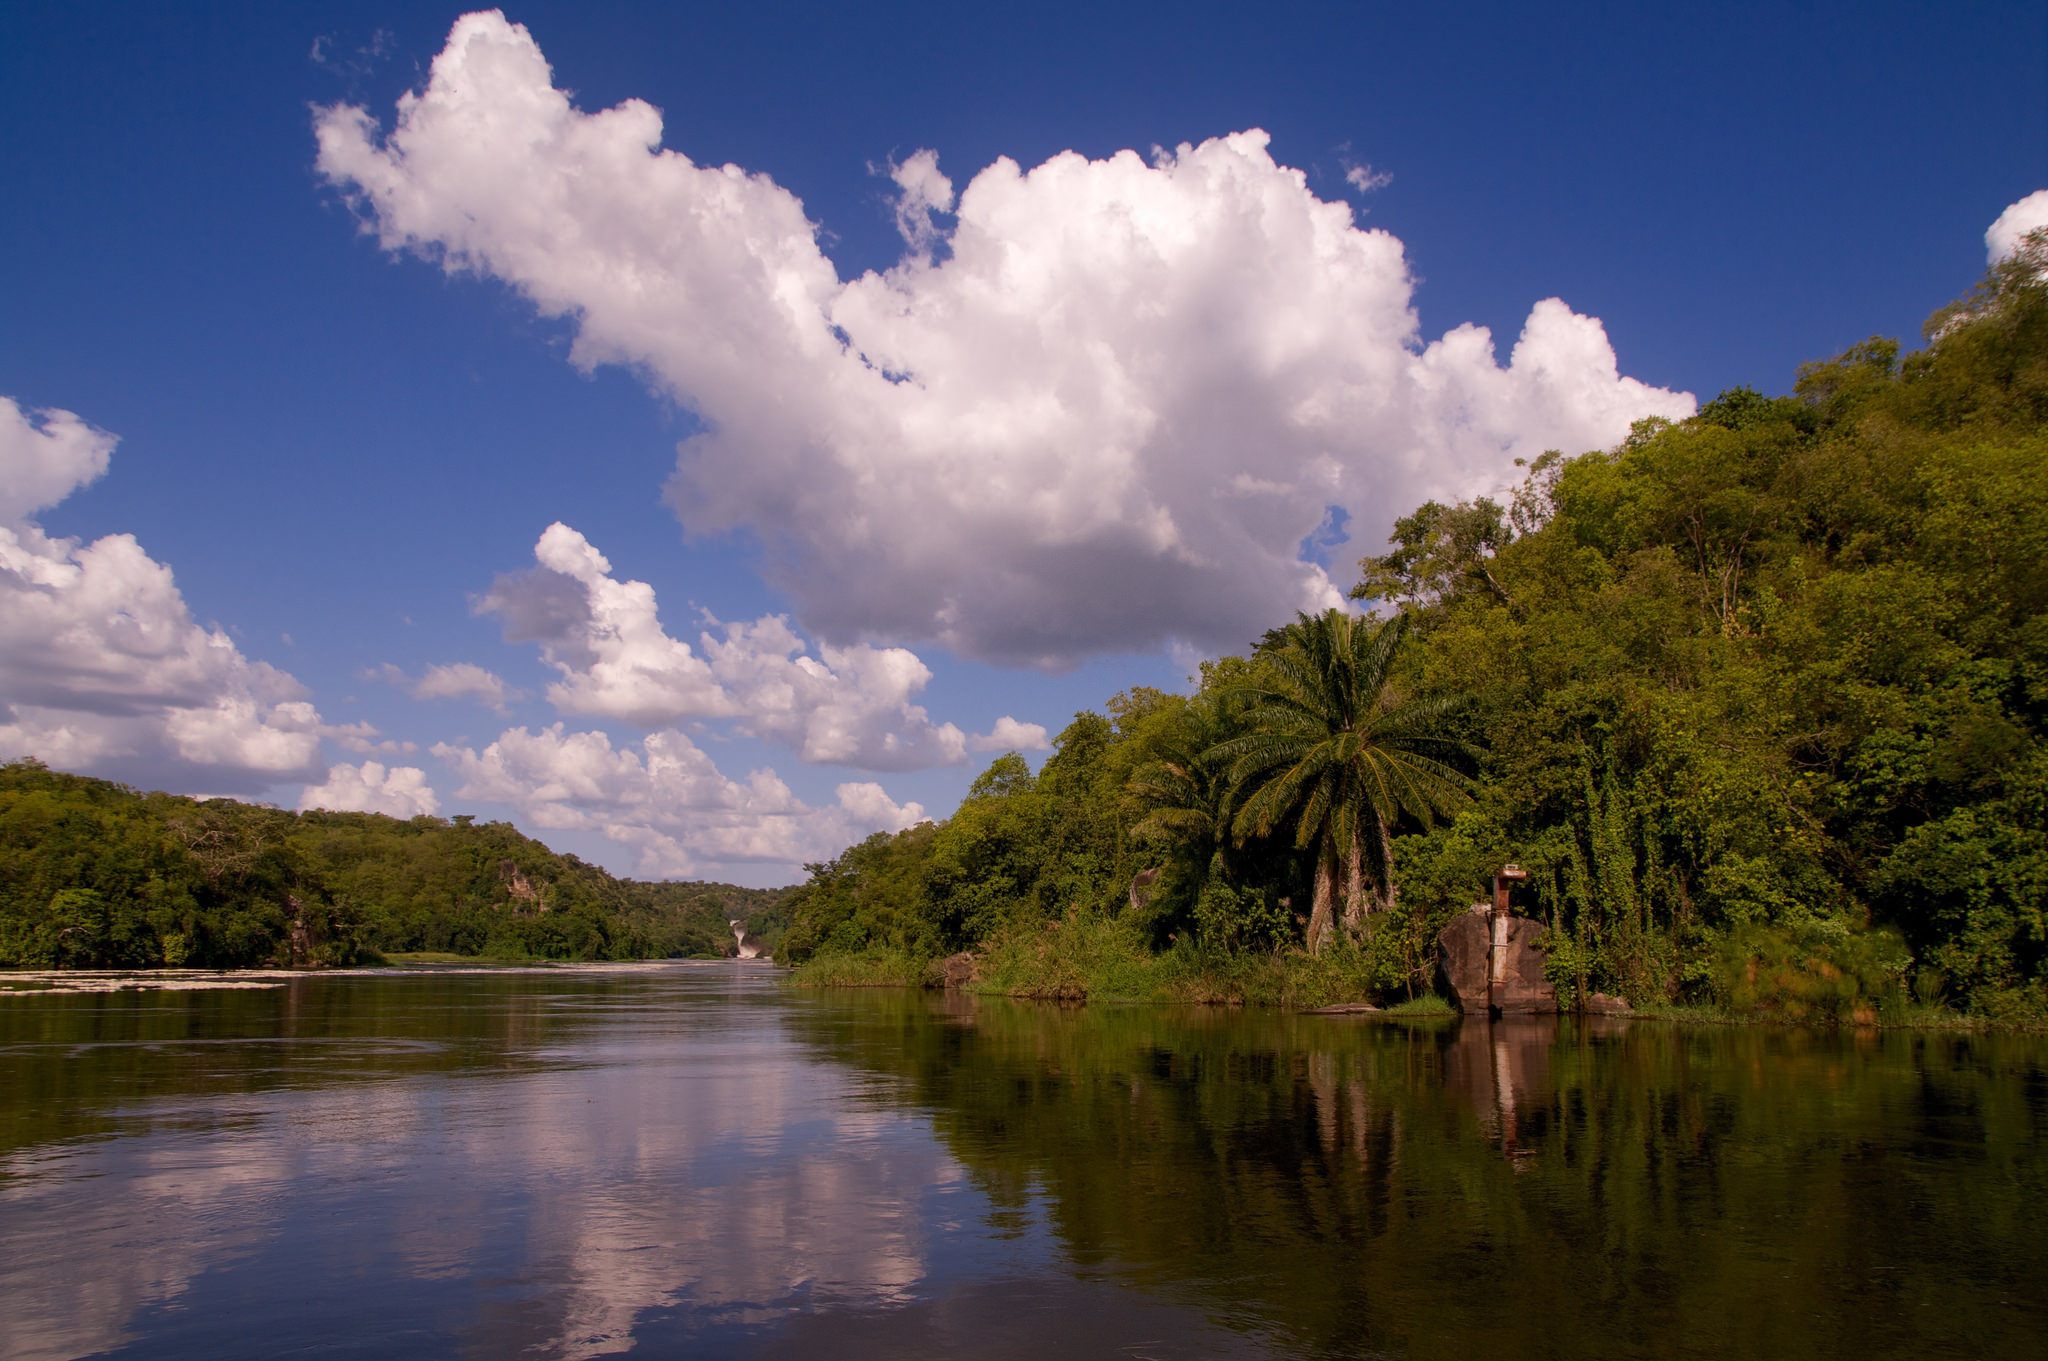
1 970 2043 1360
0 969 977 1360
789 994 2048 1360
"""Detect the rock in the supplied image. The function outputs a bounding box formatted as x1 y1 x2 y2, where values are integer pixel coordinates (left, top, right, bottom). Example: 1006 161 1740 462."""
1582 991 1632 1016
1435 908 1558 1015
499 859 543 909
1437 908 1492 1012
1492 918 1557 1014
937 951 978 990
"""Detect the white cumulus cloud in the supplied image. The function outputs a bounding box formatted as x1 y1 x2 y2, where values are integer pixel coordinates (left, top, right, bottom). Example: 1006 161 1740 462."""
316 11 1692 666
480 521 1039 771
478 522 731 727
0 398 326 790
1988 189 2048 264
300 760 440 818
432 723 924 877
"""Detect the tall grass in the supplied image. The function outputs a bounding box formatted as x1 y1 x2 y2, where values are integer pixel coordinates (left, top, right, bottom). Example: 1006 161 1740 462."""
798 915 1425 1010
789 949 929 989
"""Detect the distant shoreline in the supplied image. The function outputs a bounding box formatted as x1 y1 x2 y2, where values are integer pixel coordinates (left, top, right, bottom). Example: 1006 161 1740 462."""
0 958 782 994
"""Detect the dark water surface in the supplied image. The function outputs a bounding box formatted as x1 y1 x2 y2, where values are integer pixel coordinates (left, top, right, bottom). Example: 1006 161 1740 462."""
1 964 2043 1360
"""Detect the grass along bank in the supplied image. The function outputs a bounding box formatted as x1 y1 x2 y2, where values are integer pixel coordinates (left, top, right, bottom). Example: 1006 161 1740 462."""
792 918 2029 1029
793 915 1458 1012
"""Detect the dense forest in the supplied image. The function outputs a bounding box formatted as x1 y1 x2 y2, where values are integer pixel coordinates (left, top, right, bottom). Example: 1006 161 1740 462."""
0 760 789 969
782 239 2048 1021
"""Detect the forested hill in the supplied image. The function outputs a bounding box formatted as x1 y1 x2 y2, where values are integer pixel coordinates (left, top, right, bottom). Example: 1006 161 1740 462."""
0 760 791 969
781 240 2048 1021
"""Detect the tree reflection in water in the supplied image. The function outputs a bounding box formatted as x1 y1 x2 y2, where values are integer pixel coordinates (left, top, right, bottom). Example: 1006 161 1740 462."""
789 991 2048 1360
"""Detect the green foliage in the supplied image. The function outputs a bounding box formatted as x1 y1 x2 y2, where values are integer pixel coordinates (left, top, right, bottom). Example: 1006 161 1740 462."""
778 824 940 963
0 760 788 969
1708 923 1912 1024
1215 609 1475 950
973 913 1166 1001
790 948 931 989
1353 496 1515 611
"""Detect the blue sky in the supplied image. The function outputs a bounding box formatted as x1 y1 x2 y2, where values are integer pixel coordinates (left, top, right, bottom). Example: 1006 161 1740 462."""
2 1 2043 885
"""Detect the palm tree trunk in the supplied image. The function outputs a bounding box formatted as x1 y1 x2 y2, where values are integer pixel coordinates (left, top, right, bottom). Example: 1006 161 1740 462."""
1340 829 1367 937
1377 815 1399 917
1306 851 1336 954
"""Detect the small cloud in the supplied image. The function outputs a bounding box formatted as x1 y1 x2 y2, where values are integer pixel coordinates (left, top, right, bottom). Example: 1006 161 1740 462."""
323 719 418 756
876 148 955 255
969 716 1050 753
300 760 439 818
309 27 395 82
370 661 522 714
1343 159 1392 194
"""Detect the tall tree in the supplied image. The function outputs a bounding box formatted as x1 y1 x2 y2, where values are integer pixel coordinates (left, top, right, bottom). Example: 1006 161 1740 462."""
1215 610 1473 952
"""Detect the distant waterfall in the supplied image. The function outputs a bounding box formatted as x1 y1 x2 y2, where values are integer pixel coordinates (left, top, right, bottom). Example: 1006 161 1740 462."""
730 919 763 960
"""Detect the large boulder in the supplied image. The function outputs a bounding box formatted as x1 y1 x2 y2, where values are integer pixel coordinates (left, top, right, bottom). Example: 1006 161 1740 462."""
1435 909 1558 1015
1493 917 1557 1014
1438 907 1492 1012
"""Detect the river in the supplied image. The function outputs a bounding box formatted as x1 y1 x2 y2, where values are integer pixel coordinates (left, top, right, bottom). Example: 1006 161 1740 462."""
0 962 2041 1359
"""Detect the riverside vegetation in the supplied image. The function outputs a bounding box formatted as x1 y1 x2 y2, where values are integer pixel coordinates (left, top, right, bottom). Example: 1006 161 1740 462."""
0 759 790 968
782 241 2048 1024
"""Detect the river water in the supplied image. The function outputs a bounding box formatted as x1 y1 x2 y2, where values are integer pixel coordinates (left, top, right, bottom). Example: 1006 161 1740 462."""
0 963 2042 1359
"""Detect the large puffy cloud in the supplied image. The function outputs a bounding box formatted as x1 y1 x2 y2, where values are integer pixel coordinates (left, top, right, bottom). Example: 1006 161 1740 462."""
299 760 440 818
1988 189 2048 265
480 522 1036 770
432 723 924 877
0 399 324 789
317 11 1694 666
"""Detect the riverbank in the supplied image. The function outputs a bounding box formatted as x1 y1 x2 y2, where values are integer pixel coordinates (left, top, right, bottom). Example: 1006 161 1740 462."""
794 916 1452 1013
790 917 2037 1030
0 957 777 993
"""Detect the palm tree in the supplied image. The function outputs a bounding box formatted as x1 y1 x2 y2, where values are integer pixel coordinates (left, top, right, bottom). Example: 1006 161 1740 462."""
1126 697 1230 857
1212 609 1473 953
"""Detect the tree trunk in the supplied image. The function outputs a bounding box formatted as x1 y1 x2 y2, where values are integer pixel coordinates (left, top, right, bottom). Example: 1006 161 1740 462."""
1377 816 1399 918
1340 830 1368 937
1306 852 1337 954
